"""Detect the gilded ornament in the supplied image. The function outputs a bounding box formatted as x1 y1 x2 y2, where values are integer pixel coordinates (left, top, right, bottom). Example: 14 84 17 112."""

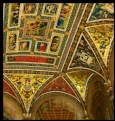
3 29 8 33
36 16 40 19
30 51 34 55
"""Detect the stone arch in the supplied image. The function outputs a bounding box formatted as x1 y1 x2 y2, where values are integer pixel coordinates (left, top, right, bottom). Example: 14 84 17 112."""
108 44 114 91
107 44 114 120
31 92 85 120
3 92 23 120
85 73 110 120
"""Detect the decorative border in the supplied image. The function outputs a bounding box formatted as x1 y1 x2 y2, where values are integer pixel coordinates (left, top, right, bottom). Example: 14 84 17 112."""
107 39 114 67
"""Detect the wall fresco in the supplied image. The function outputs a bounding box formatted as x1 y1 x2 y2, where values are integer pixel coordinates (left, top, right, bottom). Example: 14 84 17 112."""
3 3 114 117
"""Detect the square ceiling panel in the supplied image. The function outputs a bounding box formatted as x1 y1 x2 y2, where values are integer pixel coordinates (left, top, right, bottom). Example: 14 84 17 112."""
3 3 83 72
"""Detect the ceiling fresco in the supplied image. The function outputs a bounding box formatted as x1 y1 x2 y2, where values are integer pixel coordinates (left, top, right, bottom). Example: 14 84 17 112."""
3 3 80 71
3 80 17 99
86 24 114 65
67 70 93 99
87 3 114 22
3 3 114 115
69 34 102 72
4 73 53 112
35 77 77 99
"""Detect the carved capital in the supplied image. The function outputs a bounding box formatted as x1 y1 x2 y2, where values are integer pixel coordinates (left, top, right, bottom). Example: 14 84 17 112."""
23 113 31 120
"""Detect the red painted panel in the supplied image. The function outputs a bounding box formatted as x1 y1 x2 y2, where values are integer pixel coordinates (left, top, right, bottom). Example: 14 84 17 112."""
7 56 55 64
7 56 47 63
39 77 76 97
3 80 17 98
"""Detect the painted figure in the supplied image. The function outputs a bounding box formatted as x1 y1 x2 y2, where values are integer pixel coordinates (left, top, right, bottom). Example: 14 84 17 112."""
57 15 65 27
70 37 100 71
37 42 47 52
90 3 114 21
77 50 93 65
25 20 48 37
24 78 32 89
10 3 20 27
56 3 72 29
19 41 29 51
20 78 34 99
23 3 36 14
50 36 60 52
44 3 58 15
101 3 114 14
8 34 17 50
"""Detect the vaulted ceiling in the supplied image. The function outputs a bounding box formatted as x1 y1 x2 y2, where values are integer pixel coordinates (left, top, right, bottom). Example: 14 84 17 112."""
3 3 114 120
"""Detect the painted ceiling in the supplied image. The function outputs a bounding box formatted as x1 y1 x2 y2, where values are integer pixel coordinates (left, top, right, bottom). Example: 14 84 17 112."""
3 3 114 114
